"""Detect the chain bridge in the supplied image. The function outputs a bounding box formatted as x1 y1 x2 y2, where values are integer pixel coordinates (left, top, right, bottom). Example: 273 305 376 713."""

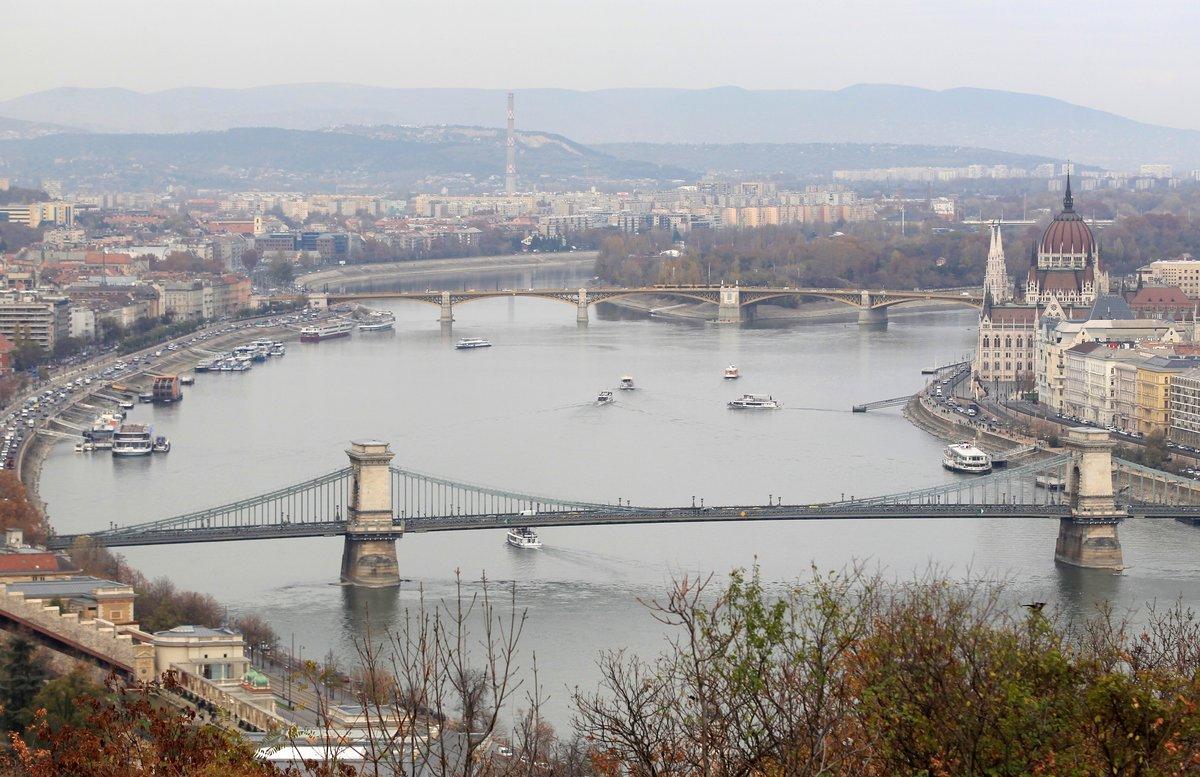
308 284 983 326
46 428 1196 586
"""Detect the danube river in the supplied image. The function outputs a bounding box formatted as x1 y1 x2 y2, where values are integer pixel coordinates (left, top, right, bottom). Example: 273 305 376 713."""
41 263 1200 724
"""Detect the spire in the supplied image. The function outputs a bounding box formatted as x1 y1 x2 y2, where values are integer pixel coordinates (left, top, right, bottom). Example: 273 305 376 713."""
1063 167 1074 213
983 220 1011 304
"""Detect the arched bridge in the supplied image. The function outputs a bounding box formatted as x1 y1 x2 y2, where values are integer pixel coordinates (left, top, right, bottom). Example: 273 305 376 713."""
311 284 983 326
45 430 1189 585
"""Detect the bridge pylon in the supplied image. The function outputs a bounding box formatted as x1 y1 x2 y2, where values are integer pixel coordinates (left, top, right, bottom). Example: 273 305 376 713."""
858 292 887 327
1056 427 1125 569
341 439 402 587
717 284 742 324
438 291 454 324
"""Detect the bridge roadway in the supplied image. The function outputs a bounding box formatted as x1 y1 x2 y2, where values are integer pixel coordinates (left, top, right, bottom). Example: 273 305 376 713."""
47 503 1077 549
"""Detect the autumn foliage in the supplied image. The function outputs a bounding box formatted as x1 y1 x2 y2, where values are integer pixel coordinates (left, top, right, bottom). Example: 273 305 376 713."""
0 471 48 545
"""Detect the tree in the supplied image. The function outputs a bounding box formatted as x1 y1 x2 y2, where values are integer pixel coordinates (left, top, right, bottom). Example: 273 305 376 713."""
0 635 51 733
241 248 263 274
267 258 295 286
25 666 103 739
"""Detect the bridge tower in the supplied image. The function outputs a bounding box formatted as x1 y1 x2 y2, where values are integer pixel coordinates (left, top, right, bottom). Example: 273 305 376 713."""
576 288 589 323
439 291 454 324
1056 427 1125 569
717 284 742 324
340 440 402 587
858 291 887 327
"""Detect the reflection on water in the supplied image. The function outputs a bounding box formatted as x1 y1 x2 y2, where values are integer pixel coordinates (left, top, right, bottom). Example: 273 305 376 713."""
38 264 1200 724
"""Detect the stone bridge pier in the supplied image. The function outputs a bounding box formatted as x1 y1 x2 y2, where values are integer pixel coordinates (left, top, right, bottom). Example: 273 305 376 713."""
438 291 454 324
576 288 589 323
1056 427 1125 569
717 285 742 324
858 291 888 327
341 440 402 587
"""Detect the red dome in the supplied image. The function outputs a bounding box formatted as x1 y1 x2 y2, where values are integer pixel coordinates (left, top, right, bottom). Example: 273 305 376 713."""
1040 213 1095 256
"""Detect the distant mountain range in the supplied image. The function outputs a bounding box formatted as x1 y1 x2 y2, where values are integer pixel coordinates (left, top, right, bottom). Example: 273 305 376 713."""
0 125 690 190
1 83 1197 169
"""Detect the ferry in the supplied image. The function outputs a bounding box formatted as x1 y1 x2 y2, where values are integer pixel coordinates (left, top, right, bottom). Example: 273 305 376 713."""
728 393 780 409
596 390 615 405
112 423 154 456
618 376 636 390
153 435 171 453
270 343 286 357
179 375 195 386
193 361 211 373
300 319 354 343
723 365 740 380
455 338 492 349
942 443 993 474
506 527 543 549
358 312 396 332
86 412 122 444
118 399 135 410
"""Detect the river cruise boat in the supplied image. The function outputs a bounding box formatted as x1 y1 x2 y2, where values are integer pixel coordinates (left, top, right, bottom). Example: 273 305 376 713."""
724 365 740 379
358 312 396 332
112 423 153 456
455 338 492 349
596 390 615 405
300 319 354 343
727 393 779 409
942 443 993 474
618 376 636 390
153 435 171 453
118 399 135 410
270 343 286 357
506 527 543 549
86 412 122 445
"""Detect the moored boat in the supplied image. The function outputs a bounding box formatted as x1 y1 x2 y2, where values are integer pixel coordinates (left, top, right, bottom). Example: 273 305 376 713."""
358 311 396 332
455 337 492 349
112 423 153 456
300 319 354 342
153 436 171 453
942 443 993 474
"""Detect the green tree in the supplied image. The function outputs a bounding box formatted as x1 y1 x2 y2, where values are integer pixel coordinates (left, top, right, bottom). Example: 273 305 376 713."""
25 666 102 737
0 635 51 732
267 258 295 286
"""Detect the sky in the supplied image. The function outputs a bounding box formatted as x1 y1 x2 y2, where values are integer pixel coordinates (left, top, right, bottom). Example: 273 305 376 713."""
3 0 1199 129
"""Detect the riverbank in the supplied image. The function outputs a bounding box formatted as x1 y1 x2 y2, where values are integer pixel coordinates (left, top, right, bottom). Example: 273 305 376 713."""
301 250 597 290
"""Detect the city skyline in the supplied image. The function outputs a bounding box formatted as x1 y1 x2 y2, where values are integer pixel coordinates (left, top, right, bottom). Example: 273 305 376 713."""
3 0 1200 130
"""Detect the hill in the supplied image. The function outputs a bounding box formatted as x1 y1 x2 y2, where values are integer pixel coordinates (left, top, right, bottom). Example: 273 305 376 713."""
1 83 1197 169
0 125 691 191
0 115 81 141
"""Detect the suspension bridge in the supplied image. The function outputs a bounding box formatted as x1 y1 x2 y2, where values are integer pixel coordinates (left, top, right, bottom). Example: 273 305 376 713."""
45 430 1195 586
305 283 984 326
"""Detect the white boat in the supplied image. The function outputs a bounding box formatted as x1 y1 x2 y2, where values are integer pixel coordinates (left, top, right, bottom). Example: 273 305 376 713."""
112 423 153 456
596 390 615 405
618 376 636 390
724 365 740 379
300 319 354 342
455 338 492 349
179 375 195 386
118 399 134 410
74 441 95 453
727 393 779 409
506 527 543 549
942 443 993 474
358 312 396 332
153 435 171 453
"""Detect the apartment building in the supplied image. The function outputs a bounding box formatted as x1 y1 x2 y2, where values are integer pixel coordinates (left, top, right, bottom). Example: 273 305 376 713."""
0 292 71 350
1137 255 1200 298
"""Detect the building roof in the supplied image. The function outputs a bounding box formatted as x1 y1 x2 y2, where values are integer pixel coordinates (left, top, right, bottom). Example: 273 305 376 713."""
1128 285 1192 306
986 305 1037 324
1088 294 1135 320
0 552 78 575
1039 176 1096 257
1066 341 1104 356
5 576 132 598
153 624 241 639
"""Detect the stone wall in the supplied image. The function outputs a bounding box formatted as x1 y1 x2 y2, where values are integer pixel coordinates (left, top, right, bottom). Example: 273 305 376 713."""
0 585 136 671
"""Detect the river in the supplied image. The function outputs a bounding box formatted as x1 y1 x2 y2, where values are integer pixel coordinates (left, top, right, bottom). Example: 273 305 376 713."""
40 261 1200 726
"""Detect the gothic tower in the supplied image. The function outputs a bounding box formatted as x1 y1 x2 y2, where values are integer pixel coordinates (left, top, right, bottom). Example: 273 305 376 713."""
983 220 1011 303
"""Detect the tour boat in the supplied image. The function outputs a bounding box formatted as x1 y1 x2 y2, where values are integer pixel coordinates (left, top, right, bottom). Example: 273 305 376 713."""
112 423 154 456
299 319 354 343
138 391 154 403
455 338 492 349
179 375 195 386
193 361 210 373
727 393 779 409
153 436 171 453
118 399 135 410
723 365 740 379
506 527 543 549
358 312 396 332
942 443 993 474
270 344 286 357
87 412 122 443
618 376 636 390
596 390 615 405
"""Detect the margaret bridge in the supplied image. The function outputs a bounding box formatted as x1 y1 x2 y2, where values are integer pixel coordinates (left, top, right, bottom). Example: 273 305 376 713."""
44 430 1200 587
306 284 984 326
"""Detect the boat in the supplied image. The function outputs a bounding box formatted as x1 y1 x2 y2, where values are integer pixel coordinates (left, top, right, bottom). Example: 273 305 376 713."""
727 393 779 409
455 338 492 349
300 319 354 343
118 399 135 410
358 311 396 332
270 344 286 357
86 412 122 444
153 375 183 403
74 441 95 453
596 390 615 405
942 443 993 474
193 361 210 373
723 365 740 379
179 375 195 386
506 527 543 549
112 423 153 456
138 392 154 403
618 376 636 390
152 436 171 453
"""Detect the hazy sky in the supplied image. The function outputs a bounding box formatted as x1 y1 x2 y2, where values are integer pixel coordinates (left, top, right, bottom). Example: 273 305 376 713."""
4 0 1199 128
